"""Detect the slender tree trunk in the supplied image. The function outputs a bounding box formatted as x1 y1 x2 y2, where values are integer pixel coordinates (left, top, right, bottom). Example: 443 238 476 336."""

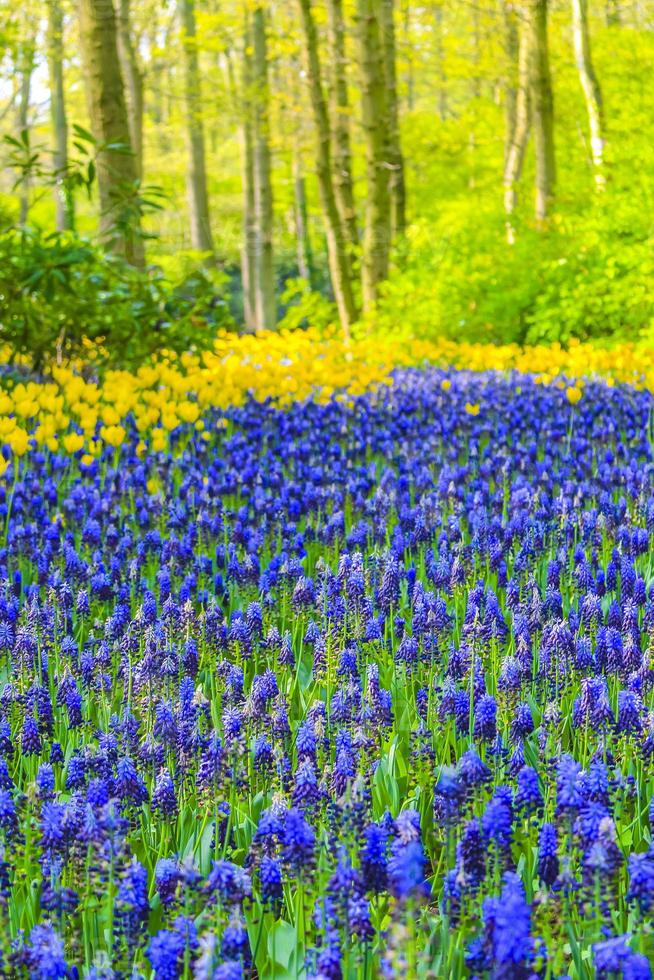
297 0 358 337
571 0 605 188
531 0 555 222
149 66 167 153
605 0 620 25
149 26 163 126
355 0 391 310
47 0 74 231
16 38 34 225
468 3 482 188
241 115 257 327
503 6 531 242
116 0 144 180
78 0 144 266
326 0 358 253
293 149 313 285
150 17 174 154
403 1 414 110
251 5 276 331
503 1 519 169
380 0 406 237
435 3 447 120
471 2 481 99
241 16 257 331
180 0 215 256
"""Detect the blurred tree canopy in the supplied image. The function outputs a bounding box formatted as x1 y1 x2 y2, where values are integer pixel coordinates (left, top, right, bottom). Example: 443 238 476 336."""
1 0 654 363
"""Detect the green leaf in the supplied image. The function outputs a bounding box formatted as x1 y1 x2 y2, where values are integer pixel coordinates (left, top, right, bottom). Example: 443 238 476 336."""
267 920 299 971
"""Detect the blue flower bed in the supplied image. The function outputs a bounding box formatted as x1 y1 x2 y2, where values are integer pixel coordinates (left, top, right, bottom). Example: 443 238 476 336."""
0 368 653 978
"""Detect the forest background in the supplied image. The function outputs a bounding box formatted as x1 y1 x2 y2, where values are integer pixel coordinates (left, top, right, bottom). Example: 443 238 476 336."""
0 0 652 369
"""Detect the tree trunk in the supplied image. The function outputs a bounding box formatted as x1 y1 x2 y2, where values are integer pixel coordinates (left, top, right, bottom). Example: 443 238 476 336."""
16 37 35 226
326 0 358 253
503 5 531 242
241 16 257 331
293 149 313 285
241 114 257 328
380 0 406 238
571 0 605 188
503 1 519 169
471 2 481 99
251 5 276 331
297 0 358 337
434 3 447 120
530 0 555 222
403 2 414 111
150 17 174 154
47 0 74 231
468 2 482 188
78 0 144 266
355 0 391 310
605 0 620 25
116 0 144 181
180 0 215 256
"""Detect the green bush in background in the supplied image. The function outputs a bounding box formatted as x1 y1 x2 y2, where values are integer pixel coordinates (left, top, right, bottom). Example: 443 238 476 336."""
0 227 234 372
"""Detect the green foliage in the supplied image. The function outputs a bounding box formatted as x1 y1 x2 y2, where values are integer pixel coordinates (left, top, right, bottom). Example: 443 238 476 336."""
277 277 336 332
0 227 234 371
4 0 654 353
363 17 654 348
0 125 235 371
3 125 97 207
524 216 654 345
370 197 654 347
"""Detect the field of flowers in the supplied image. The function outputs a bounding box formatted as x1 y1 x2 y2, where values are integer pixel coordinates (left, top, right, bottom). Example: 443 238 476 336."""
0 336 653 978
1 330 654 465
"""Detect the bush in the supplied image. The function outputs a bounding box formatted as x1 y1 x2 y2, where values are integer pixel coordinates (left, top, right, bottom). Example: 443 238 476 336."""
0 228 234 372
369 190 654 348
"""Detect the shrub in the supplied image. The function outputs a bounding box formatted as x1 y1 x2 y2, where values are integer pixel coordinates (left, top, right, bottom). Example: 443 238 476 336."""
0 227 234 372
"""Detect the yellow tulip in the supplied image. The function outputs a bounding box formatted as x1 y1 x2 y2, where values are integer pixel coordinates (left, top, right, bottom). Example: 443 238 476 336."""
63 433 85 455
151 429 167 452
178 401 200 425
0 417 16 439
101 405 120 426
83 387 102 405
15 399 38 418
162 413 180 432
100 425 126 449
8 427 30 456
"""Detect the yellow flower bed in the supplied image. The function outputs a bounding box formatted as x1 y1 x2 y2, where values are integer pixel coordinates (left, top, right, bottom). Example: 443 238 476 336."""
0 330 652 459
